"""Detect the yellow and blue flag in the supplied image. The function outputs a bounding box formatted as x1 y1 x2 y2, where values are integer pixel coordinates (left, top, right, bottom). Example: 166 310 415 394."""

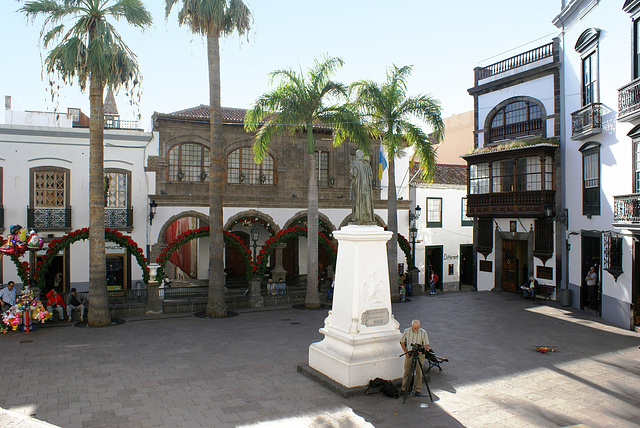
378 142 387 180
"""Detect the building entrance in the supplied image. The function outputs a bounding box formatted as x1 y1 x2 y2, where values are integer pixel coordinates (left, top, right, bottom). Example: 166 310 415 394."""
581 234 601 313
501 239 528 293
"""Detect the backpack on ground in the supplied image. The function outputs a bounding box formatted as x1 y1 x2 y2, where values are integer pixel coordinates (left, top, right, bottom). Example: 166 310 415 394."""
364 377 385 395
382 380 399 398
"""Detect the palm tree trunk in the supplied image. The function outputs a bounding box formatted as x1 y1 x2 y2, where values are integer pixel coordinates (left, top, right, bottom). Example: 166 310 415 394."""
305 125 320 309
387 153 400 302
205 33 227 317
88 77 110 326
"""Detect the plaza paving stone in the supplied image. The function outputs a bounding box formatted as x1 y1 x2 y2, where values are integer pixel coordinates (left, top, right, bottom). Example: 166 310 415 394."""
1 291 639 427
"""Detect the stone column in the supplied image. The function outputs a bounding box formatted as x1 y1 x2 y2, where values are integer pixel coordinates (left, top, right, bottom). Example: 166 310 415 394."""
146 263 163 315
269 243 288 282
249 276 264 308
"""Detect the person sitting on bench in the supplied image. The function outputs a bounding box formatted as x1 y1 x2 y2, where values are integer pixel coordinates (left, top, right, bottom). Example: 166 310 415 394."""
521 277 538 299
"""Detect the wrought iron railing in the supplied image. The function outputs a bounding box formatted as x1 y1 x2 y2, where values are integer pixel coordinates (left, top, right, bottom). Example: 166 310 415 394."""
476 42 554 80
571 103 603 140
489 118 544 142
104 117 139 130
108 288 146 304
27 207 72 230
0 205 4 230
613 193 640 223
105 208 133 228
618 78 640 120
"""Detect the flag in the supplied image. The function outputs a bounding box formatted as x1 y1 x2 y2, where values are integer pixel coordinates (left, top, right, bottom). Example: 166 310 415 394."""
378 142 387 180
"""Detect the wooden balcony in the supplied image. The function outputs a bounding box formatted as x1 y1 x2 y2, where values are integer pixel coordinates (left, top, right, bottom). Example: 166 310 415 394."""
618 78 640 122
467 190 555 218
571 103 602 140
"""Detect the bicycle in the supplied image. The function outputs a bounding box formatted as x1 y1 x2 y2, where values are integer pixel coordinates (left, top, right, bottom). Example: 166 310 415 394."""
399 343 433 403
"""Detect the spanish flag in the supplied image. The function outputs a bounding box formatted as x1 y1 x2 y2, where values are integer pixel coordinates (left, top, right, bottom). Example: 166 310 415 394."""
378 142 388 180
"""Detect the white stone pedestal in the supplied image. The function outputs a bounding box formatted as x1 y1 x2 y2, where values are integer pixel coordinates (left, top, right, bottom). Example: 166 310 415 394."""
309 225 403 388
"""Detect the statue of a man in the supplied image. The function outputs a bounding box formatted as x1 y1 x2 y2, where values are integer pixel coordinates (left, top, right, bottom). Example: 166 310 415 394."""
350 149 375 224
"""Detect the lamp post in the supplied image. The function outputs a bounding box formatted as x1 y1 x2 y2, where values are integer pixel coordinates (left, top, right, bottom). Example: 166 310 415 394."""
251 225 260 263
408 205 421 289
148 200 158 225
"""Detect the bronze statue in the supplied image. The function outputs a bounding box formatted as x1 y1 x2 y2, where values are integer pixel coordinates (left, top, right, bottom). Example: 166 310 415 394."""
350 150 375 224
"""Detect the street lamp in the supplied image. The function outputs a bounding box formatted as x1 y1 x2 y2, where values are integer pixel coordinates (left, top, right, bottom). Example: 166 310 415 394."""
408 205 421 288
148 200 158 225
251 225 260 263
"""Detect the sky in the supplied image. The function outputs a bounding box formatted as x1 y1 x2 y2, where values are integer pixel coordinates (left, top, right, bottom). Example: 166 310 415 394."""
0 0 561 131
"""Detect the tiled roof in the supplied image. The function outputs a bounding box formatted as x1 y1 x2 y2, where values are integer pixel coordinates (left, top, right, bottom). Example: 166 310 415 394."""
158 105 332 130
413 163 467 186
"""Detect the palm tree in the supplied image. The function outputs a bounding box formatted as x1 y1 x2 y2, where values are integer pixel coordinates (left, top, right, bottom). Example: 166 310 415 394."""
352 65 444 301
165 0 251 317
22 0 152 326
245 55 368 309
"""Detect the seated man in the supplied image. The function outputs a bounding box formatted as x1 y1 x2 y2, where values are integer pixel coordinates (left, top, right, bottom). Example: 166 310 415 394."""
0 281 17 313
521 277 538 299
45 289 66 321
65 288 86 322
276 278 287 295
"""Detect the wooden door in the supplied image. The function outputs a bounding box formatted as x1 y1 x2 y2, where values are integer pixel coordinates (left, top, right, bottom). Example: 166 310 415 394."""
502 240 518 293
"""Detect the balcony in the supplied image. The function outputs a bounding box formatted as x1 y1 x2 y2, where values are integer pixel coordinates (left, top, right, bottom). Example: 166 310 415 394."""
27 207 72 230
467 190 555 218
475 42 554 81
618 78 640 122
613 194 640 228
0 205 3 231
105 208 134 230
571 103 602 140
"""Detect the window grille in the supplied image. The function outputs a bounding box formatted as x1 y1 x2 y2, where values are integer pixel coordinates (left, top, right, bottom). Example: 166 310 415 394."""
603 231 623 281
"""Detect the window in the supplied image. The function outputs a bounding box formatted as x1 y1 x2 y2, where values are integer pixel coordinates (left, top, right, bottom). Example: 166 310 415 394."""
168 143 209 182
492 160 513 192
581 144 600 216
469 163 489 194
635 140 640 193
534 219 553 256
34 170 67 207
461 198 472 226
426 198 442 228
226 147 275 185
582 52 598 106
544 156 553 191
477 218 493 255
488 100 543 143
105 171 128 208
575 28 600 107
315 151 329 186
516 156 542 191
603 231 623 281
635 18 640 79
30 167 70 229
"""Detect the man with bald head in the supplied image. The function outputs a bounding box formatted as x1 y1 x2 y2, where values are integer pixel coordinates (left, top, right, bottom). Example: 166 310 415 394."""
399 319 429 396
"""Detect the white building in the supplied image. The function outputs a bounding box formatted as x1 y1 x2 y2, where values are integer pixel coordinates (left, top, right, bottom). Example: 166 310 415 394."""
0 95 155 293
554 0 639 330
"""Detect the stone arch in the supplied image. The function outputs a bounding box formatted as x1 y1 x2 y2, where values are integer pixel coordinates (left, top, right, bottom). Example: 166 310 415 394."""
283 211 337 233
337 213 386 229
224 210 280 234
483 96 548 146
156 210 210 245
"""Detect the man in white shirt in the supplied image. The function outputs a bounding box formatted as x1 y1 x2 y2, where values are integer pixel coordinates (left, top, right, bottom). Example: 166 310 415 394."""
0 281 17 312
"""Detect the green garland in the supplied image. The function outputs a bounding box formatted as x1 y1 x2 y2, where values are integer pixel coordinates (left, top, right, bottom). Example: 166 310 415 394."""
397 233 413 270
155 227 253 282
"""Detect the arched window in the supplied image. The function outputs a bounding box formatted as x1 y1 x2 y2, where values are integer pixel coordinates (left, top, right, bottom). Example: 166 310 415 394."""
167 143 209 182
226 147 276 185
488 100 543 143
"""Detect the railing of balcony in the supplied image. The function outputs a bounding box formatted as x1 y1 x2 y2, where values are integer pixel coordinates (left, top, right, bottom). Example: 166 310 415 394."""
0 205 4 229
476 42 554 81
489 118 544 142
105 208 133 228
467 190 555 217
618 78 640 120
613 194 640 223
27 207 72 230
571 103 602 138
104 117 139 130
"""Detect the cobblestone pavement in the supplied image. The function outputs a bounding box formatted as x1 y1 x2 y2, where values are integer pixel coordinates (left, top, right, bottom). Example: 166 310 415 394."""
1 291 639 428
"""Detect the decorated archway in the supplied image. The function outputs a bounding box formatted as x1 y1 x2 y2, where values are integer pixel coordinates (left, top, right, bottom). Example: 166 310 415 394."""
31 228 149 288
253 226 337 277
155 227 253 283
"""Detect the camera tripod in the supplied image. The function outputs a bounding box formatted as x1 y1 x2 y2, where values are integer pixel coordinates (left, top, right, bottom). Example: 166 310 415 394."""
399 347 433 403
